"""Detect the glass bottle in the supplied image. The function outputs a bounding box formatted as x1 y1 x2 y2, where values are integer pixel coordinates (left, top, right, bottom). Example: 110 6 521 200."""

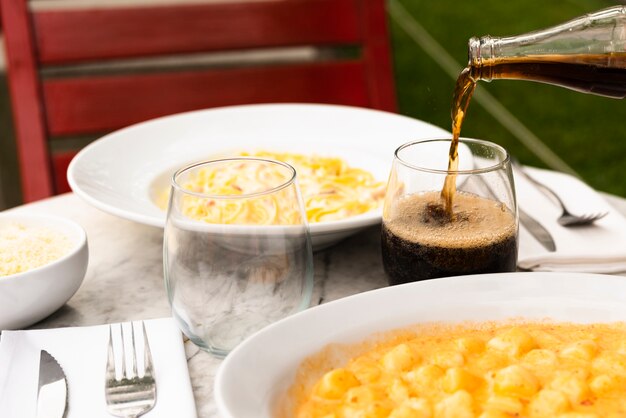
467 5 626 98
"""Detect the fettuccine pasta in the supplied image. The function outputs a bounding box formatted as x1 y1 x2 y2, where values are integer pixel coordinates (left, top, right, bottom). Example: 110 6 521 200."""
159 151 385 225
178 159 300 225
243 151 385 223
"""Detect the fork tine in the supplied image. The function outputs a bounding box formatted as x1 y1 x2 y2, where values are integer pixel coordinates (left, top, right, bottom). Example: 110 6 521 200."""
105 321 157 418
119 323 128 379
106 325 117 381
142 321 154 378
563 211 607 226
130 322 138 379
582 213 602 223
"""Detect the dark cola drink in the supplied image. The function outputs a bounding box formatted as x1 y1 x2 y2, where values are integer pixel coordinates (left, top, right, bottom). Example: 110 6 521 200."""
382 191 517 285
471 53 626 99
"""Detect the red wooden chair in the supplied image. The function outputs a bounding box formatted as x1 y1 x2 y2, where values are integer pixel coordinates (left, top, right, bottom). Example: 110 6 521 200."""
1 0 397 203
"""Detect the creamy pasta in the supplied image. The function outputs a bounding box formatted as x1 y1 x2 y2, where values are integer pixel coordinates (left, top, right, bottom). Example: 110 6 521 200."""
160 151 385 224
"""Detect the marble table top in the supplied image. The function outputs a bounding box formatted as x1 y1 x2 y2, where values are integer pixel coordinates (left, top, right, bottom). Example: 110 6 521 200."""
5 192 626 417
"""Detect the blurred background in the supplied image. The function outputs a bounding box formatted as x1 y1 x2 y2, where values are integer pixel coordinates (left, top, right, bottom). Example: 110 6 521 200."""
1 0 625 209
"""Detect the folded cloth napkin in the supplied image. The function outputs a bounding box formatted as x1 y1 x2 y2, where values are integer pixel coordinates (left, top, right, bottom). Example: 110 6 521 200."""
0 317 197 418
516 165 626 273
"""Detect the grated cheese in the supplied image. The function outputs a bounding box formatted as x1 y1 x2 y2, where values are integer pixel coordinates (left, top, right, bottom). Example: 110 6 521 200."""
0 222 73 277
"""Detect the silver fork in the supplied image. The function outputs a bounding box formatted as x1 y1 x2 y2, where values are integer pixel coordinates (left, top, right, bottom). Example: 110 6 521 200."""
513 161 608 226
105 322 156 418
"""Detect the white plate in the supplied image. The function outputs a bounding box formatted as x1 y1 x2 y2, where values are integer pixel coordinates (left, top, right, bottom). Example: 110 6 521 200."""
68 103 450 249
215 272 626 417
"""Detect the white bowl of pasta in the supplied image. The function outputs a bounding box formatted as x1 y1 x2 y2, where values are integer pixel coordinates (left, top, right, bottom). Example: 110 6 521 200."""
68 103 450 250
215 272 626 417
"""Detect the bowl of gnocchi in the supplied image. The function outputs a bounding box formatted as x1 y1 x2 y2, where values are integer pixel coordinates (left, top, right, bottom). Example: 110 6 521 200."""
215 271 626 417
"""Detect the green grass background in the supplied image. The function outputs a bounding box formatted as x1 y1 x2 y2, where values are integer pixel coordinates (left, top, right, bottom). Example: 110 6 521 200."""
390 0 626 197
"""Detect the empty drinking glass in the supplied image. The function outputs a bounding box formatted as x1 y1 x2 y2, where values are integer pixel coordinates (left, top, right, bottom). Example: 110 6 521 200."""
164 158 314 357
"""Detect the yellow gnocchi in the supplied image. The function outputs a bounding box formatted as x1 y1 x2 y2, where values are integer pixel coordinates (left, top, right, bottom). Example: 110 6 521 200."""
293 322 626 417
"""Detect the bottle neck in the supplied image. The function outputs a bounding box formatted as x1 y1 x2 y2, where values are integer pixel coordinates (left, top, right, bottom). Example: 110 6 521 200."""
466 7 626 98
468 36 497 82
468 6 626 83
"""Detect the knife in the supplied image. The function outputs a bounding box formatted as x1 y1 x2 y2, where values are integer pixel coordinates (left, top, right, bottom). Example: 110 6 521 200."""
519 208 557 252
37 350 68 418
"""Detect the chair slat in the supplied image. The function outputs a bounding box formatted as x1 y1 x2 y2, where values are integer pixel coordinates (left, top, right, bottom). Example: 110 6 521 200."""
1 0 54 201
43 61 369 136
361 0 397 112
51 151 76 194
34 0 362 65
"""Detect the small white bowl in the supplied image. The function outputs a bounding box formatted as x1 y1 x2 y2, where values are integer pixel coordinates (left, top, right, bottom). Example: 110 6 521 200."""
0 214 88 330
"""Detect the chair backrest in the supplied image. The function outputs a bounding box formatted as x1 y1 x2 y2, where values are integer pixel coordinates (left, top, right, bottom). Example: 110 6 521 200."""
1 0 397 203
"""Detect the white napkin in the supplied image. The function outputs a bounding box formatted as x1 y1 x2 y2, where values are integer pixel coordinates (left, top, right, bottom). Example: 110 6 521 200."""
0 318 197 418
516 166 626 273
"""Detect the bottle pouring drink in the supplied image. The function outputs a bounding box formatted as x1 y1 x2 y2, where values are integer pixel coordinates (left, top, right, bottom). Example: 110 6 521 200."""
466 5 626 98
442 6 626 217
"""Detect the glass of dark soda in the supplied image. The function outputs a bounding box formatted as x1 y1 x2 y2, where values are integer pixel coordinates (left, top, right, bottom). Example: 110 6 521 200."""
382 138 518 285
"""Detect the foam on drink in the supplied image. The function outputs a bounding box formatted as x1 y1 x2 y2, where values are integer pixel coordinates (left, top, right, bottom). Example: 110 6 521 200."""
382 191 517 284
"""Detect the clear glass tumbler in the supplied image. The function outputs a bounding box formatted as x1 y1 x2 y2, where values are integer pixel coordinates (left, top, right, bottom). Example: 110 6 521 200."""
164 158 314 357
382 138 518 285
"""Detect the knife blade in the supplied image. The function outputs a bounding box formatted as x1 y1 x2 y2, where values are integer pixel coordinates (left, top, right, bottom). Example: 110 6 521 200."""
519 208 557 252
37 350 68 418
